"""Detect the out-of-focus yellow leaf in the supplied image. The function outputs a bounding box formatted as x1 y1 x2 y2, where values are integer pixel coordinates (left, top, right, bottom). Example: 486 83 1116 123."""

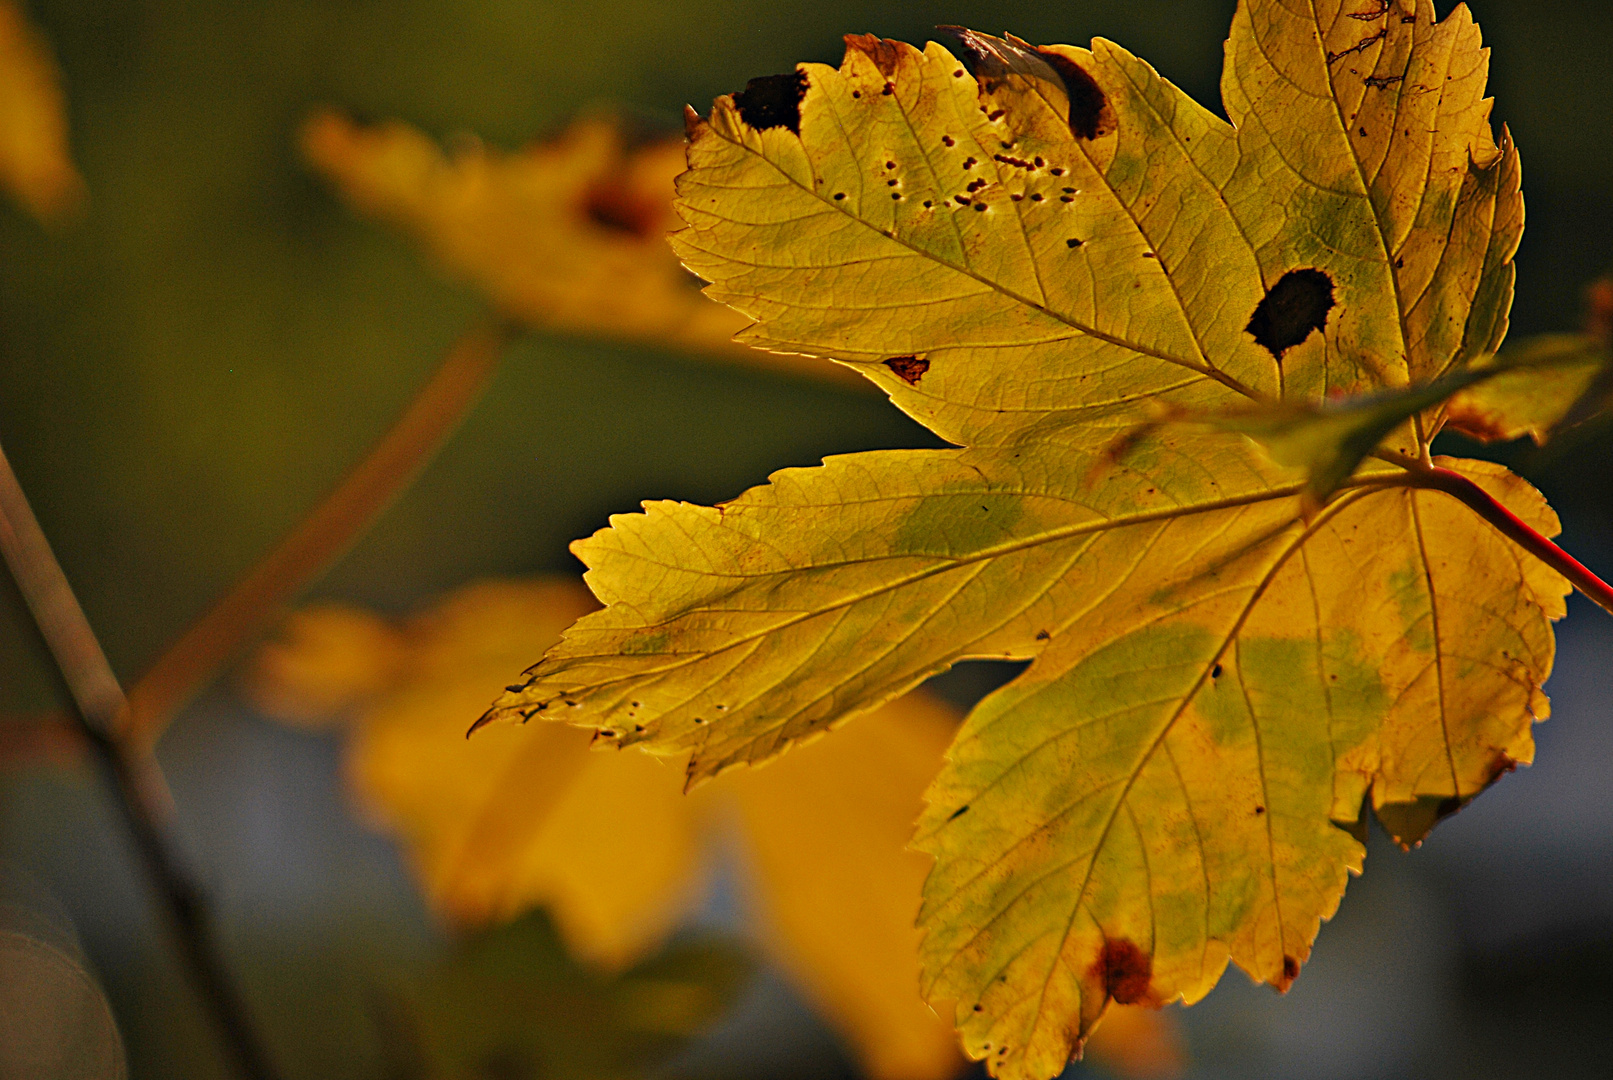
0 1 84 221
300 111 864 387
245 604 409 728
1081 1005 1186 1080
249 577 1186 1080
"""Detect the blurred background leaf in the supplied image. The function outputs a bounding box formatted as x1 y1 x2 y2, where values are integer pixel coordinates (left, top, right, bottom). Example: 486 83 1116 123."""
0 0 82 221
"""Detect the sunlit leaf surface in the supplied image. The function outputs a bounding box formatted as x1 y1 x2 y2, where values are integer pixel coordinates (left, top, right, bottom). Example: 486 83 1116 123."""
301 111 864 386
476 4 1578 1077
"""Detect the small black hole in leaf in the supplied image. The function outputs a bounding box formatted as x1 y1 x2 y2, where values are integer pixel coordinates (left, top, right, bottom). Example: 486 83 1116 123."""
1246 268 1336 360
733 70 809 133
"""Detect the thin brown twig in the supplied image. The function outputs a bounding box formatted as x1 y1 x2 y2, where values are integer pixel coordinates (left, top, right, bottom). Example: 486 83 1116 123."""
119 316 518 753
0 440 283 1080
2 317 516 768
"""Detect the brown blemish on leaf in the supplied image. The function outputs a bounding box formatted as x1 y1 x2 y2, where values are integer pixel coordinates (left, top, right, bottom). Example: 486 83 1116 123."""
1442 399 1515 443
1035 49 1113 140
733 70 809 134
1247 268 1335 360
1281 955 1300 986
1090 939 1156 1005
1364 74 1405 90
1347 1 1391 19
884 354 930 384
844 33 902 78
1327 28 1388 65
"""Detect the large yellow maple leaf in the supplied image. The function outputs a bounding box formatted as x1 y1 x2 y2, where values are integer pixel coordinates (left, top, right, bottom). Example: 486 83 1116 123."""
301 111 863 387
481 5 1593 1078
249 578 1185 1080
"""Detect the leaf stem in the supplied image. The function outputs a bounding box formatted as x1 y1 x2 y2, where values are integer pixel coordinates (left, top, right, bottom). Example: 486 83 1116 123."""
0 440 284 1080
119 316 518 752
1414 465 1613 617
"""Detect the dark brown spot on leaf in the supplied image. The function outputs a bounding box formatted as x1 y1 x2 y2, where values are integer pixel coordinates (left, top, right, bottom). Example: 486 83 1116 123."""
973 202 987 211
884 354 930 384
1091 939 1155 1005
1211 663 1223 678
1050 166 1064 175
1247 268 1336 360
1035 629 1051 640
733 70 809 133
1030 193 1043 202
1365 74 1405 90
844 33 901 77
942 135 955 147
1035 49 1111 139
948 804 970 821
833 192 846 200
1282 955 1300 982
963 156 977 169
1065 237 1082 248
954 194 972 206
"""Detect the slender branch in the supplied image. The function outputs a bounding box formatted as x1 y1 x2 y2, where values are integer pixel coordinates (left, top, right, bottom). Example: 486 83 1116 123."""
0 441 283 1080
119 317 518 752
1415 465 1613 616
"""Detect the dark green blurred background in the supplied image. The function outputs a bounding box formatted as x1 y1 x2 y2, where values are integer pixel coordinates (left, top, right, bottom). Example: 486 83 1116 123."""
1 2 1611 1078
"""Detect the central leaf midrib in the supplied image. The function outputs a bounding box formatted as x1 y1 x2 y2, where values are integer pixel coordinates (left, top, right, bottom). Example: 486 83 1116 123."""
540 477 1376 703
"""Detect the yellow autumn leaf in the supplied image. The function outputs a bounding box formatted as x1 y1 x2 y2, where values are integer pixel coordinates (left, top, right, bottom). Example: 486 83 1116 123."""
0 0 84 221
247 578 1187 1080
300 110 863 387
482 6 1590 1079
